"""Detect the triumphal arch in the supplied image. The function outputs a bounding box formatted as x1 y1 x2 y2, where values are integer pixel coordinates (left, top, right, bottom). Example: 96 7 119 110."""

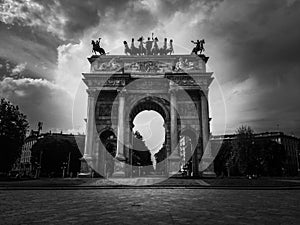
81 39 215 178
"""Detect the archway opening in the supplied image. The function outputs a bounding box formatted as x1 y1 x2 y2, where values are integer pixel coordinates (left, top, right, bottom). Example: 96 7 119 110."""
100 130 117 177
132 110 165 169
179 130 197 177
128 97 169 177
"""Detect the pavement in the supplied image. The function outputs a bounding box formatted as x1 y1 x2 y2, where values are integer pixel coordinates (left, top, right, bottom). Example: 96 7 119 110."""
1 178 300 224
0 188 299 224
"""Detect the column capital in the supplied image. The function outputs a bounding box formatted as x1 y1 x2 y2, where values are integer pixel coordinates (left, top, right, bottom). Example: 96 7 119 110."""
117 88 127 96
201 88 209 98
86 89 99 98
168 80 179 91
169 86 179 95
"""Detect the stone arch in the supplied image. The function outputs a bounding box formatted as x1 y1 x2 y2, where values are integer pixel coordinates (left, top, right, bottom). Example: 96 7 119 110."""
128 96 170 124
124 96 171 176
127 97 170 149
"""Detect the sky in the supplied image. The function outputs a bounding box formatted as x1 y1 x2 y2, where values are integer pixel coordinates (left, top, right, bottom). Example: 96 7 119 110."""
133 110 165 152
0 0 300 138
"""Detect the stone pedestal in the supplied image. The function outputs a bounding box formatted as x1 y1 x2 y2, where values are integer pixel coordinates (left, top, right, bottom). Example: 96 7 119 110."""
78 157 92 178
201 162 216 177
112 159 126 178
199 150 216 177
168 156 181 176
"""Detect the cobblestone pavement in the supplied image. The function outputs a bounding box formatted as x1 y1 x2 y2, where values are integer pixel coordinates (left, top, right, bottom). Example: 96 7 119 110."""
0 189 299 225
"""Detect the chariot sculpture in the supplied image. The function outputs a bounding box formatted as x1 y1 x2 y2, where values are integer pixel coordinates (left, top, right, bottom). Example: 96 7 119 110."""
123 34 174 56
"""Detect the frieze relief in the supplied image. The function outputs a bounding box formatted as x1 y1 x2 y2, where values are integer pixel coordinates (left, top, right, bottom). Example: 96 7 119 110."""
124 61 173 73
91 57 123 72
85 78 126 87
173 57 203 72
90 55 204 74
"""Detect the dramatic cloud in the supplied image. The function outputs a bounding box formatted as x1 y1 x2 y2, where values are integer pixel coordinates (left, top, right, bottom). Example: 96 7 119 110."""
0 77 73 132
197 0 300 135
0 23 61 80
11 62 27 76
0 0 299 136
1 0 67 39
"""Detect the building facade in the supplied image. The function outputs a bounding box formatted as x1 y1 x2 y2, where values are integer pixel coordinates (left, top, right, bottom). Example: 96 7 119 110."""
211 132 300 176
19 133 39 176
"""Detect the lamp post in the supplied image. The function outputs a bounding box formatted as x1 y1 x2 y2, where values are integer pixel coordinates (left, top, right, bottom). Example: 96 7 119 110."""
35 150 43 179
66 152 71 177
61 162 67 178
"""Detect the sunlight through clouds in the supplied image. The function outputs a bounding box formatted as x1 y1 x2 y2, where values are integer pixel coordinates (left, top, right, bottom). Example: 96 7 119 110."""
1 0 300 135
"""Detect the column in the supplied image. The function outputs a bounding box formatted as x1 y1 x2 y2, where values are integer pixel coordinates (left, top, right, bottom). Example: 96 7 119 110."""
201 91 209 153
115 91 126 161
113 90 126 177
84 89 97 158
168 84 181 175
81 89 97 176
201 90 216 177
93 138 102 177
170 89 179 157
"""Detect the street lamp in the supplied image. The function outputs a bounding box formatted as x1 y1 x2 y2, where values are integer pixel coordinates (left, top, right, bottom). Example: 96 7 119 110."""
61 162 67 178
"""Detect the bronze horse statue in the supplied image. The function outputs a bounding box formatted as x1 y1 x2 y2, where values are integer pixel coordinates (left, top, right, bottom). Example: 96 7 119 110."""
124 36 174 55
137 36 146 55
191 39 205 55
165 39 174 55
91 38 106 55
130 38 139 55
152 37 160 55
123 41 131 55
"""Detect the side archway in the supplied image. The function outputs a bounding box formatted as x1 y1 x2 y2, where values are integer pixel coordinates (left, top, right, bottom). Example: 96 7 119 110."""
179 128 199 176
99 129 117 177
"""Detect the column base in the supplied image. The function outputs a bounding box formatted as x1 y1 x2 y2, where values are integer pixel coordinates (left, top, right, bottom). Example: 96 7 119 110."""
112 159 126 178
201 158 216 177
78 156 92 178
202 171 216 177
168 156 181 176
115 153 126 161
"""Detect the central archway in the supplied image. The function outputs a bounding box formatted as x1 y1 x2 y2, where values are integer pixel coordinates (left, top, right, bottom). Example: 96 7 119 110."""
132 110 165 176
126 96 171 177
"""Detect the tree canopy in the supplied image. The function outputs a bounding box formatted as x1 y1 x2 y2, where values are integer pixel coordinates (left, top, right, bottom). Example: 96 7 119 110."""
0 98 29 173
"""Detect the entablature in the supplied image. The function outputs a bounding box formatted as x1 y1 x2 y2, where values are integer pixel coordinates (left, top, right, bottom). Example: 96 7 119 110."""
88 54 209 74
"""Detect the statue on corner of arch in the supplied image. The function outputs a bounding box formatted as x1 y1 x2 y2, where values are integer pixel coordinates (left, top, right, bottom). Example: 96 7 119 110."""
191 39 205 55
91 37 106 55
